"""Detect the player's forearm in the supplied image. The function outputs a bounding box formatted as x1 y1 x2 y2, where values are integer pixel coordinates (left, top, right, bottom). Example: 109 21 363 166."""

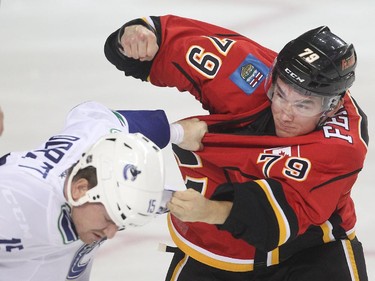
206 200 233 224
167 188 233 224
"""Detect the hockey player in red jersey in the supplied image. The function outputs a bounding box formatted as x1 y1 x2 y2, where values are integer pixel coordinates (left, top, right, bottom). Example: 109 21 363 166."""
105 15 369 280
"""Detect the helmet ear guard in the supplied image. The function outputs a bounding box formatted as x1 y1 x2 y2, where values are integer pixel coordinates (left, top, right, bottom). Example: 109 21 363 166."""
66 133 165 228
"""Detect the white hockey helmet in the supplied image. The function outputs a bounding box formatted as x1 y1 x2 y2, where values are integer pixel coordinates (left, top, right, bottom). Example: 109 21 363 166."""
66 132 165 228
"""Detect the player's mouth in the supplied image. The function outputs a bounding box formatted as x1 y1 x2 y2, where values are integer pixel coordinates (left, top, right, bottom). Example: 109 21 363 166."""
92 232 104 241
276 121 295 132
275 121 297 137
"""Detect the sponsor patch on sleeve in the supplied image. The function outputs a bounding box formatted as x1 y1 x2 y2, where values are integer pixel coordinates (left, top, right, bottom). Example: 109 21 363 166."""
230 54 269 95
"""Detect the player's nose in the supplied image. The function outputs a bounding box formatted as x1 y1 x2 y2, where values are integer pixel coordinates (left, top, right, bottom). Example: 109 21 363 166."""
104 223 118 239
280 103 295 120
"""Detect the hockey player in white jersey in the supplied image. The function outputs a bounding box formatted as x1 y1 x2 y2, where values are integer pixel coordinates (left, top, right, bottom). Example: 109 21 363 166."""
0 101 207 280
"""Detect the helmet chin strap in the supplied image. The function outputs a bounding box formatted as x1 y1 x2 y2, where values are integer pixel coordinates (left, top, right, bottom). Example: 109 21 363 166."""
317 95 344 128
317 114 329 128
317 106 334 128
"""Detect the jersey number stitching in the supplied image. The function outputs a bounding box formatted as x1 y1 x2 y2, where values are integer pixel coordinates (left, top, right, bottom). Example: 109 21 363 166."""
257 153 311 182
186 36 236 79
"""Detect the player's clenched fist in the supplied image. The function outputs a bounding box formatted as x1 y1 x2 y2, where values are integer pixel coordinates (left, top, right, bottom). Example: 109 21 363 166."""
119 25 158 61
175 118 208 151
167 188 232 224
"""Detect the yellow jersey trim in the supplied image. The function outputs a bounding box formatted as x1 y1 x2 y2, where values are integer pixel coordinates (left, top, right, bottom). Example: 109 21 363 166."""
167 214 255 272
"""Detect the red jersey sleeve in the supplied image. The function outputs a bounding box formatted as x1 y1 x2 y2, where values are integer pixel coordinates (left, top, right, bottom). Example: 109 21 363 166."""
149 15 277 115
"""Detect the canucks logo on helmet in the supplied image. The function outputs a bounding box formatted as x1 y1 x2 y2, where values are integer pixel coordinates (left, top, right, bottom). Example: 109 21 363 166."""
123 164 141 181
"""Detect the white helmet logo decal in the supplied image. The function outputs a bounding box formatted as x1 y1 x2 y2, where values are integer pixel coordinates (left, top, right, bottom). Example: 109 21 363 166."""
123 164 142 181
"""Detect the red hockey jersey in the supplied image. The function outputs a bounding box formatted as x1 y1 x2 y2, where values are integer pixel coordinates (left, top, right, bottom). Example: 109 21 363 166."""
105 15 369 271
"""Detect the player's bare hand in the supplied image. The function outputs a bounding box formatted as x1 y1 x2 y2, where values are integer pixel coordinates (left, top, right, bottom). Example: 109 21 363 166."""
0 107 4 136
167 189 232 224
175 118 207 151
119 25 158 61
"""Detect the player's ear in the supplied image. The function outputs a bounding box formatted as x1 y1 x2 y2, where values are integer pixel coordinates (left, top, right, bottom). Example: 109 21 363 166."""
71 178 90 200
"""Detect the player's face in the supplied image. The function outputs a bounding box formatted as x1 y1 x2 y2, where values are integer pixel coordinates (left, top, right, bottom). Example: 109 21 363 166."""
270 78 323 137
71 202 118 244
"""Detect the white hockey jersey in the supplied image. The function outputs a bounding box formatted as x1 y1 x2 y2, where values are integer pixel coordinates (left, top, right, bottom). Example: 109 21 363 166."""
0 101 170 280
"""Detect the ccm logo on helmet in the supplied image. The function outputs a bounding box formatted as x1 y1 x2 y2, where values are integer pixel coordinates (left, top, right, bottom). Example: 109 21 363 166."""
285 68 305 83
123 164 141 181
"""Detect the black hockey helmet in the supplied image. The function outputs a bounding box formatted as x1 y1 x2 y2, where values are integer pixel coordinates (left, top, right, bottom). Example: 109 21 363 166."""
272 26 356 97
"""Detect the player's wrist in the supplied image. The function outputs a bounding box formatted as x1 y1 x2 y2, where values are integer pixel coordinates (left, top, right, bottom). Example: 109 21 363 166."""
207 201 232 225
170 123 184 145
